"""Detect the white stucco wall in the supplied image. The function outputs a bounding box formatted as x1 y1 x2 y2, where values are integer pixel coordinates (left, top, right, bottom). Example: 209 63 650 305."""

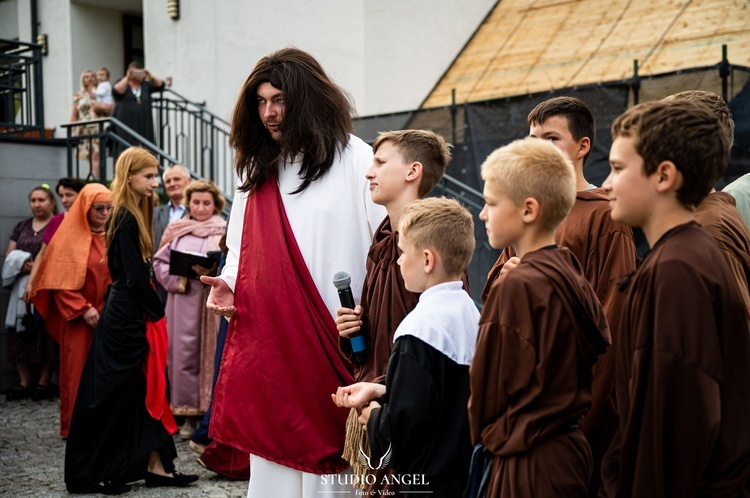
144 0 493 118
15 0 73 136
8 0 494 132
70 3 124 90
144 0 367 122
0 0 20 40
363 0 495 114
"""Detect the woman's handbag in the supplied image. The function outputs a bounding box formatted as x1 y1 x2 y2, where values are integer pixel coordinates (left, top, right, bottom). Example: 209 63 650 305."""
464 443 493 498
19 304 42 343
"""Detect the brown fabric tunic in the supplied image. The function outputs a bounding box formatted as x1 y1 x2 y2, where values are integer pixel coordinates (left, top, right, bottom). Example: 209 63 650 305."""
481 188 635 494
696 191 750 319
339 216 419 382
601 222 750 498
470 246 611 498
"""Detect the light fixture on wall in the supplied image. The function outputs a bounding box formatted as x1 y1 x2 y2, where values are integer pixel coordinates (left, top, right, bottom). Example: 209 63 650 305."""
167 0 180 20
36 33 48 55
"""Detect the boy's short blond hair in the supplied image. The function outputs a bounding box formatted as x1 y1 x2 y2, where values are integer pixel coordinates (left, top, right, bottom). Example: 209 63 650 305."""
481 138 576 231
398 197 475 277
373 130 452 197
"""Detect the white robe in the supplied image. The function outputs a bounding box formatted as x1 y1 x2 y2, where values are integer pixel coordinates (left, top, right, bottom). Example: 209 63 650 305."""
221 135 385 498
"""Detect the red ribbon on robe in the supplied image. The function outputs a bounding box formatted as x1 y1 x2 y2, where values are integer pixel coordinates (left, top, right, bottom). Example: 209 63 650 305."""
209 175 355 474
144 317 178 434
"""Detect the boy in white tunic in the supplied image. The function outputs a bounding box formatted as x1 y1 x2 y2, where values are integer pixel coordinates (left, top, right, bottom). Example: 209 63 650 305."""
333 197 480 497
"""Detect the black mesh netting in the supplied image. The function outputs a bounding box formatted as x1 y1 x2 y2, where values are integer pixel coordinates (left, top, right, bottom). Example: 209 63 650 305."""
353 64 750 299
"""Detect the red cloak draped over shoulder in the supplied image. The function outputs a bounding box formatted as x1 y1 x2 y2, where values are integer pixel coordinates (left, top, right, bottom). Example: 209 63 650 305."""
210 176 354 474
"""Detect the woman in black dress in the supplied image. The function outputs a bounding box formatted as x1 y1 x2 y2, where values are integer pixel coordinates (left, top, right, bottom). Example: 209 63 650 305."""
65 147 198 494
111 62 168 148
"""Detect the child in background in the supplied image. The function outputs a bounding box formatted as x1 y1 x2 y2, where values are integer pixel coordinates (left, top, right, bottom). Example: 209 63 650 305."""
92 67 113 117
665 90 750 319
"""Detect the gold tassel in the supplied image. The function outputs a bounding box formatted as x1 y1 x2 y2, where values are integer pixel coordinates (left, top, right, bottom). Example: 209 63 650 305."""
342 407 371 489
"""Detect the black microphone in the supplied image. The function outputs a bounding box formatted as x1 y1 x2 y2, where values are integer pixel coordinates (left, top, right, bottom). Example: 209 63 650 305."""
333 271 367 362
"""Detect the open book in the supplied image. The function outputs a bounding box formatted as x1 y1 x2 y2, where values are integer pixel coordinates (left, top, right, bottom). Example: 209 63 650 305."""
168 249 222 278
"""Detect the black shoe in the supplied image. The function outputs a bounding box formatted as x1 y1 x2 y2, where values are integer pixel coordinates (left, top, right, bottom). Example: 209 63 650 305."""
68 482 131 495
31 384 55 401
5 386 32 401
144 471 199 488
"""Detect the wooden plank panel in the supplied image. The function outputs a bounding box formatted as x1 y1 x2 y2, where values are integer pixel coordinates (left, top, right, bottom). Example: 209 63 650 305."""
423 0 749 109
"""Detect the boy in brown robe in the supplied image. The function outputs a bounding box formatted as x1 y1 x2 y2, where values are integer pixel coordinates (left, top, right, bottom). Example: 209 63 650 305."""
335 129 452 488
666 90 750 318
482 97 636 495
471 137 611 497
600 99 750 497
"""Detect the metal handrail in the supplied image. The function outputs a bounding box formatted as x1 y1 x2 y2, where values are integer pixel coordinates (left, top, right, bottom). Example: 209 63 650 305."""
60 117 179 167
161 88 231 127
152 89 235 197
59 117 233 214
0 37 44 135
435 173 484 210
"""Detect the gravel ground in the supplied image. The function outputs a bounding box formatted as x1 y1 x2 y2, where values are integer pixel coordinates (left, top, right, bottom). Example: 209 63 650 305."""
0 395 247 497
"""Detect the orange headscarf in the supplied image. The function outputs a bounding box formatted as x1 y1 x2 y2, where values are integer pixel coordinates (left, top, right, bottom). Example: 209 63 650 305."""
31 183 112 303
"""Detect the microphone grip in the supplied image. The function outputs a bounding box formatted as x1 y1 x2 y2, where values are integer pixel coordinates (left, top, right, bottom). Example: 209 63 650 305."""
337 287 367 361
338 288 356 311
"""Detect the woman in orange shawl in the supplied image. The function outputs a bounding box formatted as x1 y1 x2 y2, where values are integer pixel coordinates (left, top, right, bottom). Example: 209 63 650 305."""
31 183 113 438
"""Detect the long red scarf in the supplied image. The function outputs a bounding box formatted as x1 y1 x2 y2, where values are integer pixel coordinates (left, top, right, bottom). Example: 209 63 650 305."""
144 317 178 434
210 176 354 474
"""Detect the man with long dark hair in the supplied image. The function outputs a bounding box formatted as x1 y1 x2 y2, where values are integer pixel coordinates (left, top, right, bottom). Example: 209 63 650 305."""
201 48 385 497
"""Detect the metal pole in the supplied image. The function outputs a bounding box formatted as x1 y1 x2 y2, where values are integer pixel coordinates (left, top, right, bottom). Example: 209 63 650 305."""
31 0 44 134
720 44 729 103
632 60 640 105
451 88 457 147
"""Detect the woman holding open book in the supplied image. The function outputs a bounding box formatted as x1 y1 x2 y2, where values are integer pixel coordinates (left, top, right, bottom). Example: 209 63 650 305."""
153 179 226 439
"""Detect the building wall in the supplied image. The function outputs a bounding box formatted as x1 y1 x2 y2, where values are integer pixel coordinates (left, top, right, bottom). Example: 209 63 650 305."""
144 0 494 118
16 0 74 137
362 0 496 114
7 0 495 135
70 3 124 92
144 0 367 121
0 0 20 40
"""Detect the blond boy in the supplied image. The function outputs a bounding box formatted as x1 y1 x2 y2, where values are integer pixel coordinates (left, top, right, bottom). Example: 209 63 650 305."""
600 99 750 497
471 138 610 497
482 99 636 496
333 198 479 497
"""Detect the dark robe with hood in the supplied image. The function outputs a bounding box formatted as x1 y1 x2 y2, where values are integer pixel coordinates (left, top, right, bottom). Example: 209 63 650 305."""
601 222 750 498
482 188 635 496
696 191 750 319
339 216 419 383
470 246 611 498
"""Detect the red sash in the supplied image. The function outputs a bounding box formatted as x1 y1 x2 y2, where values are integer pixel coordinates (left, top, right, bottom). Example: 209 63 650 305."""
210 176 354 474
144 317 178 434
